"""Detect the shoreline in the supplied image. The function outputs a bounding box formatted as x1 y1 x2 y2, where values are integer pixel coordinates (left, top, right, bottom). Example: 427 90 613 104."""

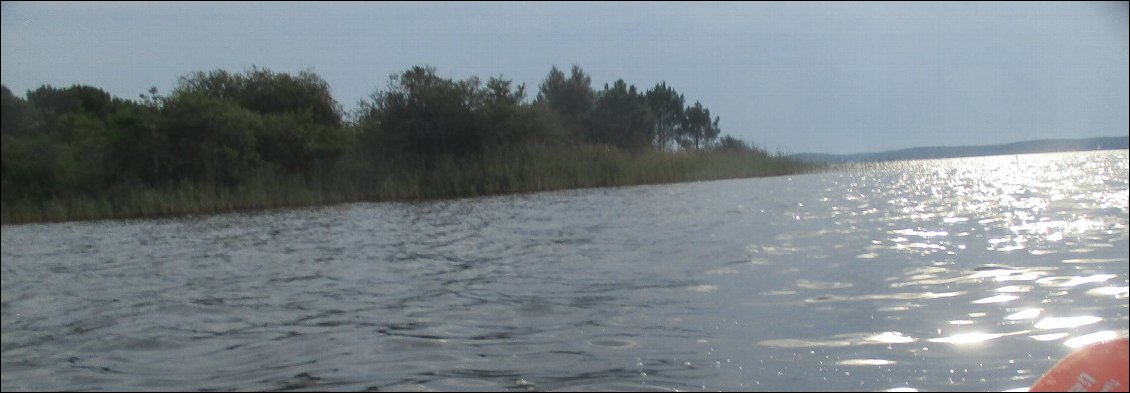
2 149 820 225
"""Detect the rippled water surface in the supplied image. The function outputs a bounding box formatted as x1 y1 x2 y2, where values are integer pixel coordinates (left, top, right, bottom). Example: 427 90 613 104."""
3 151 1128 392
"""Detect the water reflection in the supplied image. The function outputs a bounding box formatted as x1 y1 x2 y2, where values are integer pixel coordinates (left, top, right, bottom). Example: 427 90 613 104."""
727 151 1127 391
972 294 1020 304
1033 316 1103 330
927 331 1029 345
838 359 897 366
1085 286 1129 298
1029 333 1070 342
1005 309 1042 321
759 331 917 348
1063 331 1119 348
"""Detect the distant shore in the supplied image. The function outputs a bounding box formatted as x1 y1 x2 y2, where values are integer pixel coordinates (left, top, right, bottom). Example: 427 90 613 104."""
790 136 1128 164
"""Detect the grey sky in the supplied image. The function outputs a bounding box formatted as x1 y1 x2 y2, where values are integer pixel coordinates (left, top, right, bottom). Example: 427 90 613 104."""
2 1 1127 154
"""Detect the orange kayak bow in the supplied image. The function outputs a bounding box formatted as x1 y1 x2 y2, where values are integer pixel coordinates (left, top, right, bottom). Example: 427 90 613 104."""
1029 337 1129 392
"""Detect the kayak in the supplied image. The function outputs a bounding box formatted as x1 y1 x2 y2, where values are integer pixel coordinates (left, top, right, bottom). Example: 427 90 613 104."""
1029 337 1128 392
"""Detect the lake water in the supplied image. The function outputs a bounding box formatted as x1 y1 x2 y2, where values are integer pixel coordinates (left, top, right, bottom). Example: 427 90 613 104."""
2 150 1127 392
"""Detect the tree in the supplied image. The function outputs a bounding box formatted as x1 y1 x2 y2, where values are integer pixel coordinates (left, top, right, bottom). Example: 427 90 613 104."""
1 85 31 136
173 68 351 176
2 84 158 196
645 82 685 152
481 75 542 147
256 112 348 173
357 66 486 165
55 112 117 194
535 65 596 129
128 87 166 184
484 75 526 109
26 85 116 122
590 80 655 151
1 134 64 201
159 94 261 185
107 102 164 185
680 101 721 150
175 66 344 127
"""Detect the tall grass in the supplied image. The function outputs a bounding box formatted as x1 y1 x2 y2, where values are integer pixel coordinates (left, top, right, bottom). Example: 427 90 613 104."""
1 147 821 225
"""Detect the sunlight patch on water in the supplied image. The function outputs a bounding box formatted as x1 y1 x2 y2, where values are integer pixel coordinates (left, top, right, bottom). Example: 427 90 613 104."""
1085 286 1129 298
1029 333 1070 341
890 267 1053 288
758 338 854 348
1033 316 1103 330
995 244 1028 252
758 331 916 348
1061 258 1127 264
796 279 854 290
891 229 950 238
867 332 917 344
972 294 1020 304
1009 220 1069 235
928 330 1028 345
877 306 914 312
1005 309 1042 321
836 359 896 366
1035 275 1117 287
896 242 947 252
685 285 718 293
804 291 965 303
970 268 1024 279
1063 331 1119 348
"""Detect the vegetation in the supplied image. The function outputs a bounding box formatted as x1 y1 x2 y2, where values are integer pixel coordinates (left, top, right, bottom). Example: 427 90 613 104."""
1 65 818 224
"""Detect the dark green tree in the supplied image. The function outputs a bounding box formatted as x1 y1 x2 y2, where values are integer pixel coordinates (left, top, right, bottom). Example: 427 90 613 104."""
1 134 63 201
126 87 167 184
256 112 348 173
159 93 262 185
175 67 344 127
54 112 117 194
1 85 32 136
645 82 685 152
481 75 542 147
358 66 486 165
3 84 150 197
590 80 655 151
106 101 163 185
26 85 116 122
535 65 595 130
680 101 721 150
174 68 350 175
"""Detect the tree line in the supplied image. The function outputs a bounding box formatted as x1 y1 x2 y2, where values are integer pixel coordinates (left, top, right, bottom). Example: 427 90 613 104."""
1 65 777 214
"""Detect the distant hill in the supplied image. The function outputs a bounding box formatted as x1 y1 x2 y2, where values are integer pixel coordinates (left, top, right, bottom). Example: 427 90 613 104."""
791 136 1128 164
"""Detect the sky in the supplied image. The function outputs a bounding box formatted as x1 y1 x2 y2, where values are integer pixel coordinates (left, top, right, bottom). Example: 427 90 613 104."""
1 1 1127 155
